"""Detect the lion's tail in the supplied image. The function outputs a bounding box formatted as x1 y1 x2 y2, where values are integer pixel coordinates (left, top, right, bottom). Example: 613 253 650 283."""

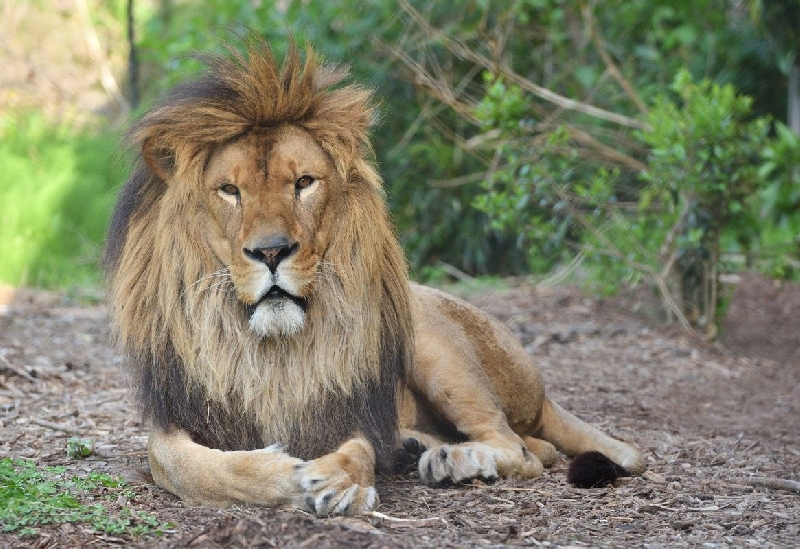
537 397 645 487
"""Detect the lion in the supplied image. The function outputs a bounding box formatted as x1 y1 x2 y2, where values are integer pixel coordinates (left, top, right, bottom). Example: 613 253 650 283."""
104 38 644 516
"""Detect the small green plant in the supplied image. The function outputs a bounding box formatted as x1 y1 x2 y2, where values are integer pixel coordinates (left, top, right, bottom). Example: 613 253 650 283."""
0 458 173 539
66 437 94 459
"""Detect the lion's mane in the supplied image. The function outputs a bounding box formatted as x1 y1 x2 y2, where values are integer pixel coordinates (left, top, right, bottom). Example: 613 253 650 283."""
104 39 413 469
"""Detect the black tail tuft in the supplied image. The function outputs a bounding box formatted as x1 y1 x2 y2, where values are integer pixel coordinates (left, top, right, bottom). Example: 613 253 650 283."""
567 451 629 488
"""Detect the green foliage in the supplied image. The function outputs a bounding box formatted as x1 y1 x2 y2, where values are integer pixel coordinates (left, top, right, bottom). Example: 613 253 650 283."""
474 67 790 326
0 113 123 289
472 127 577 274
637 71 774 321
757 121 800 277
639 69 769 255
0 458 173 539
7 1 797 291
760 121 800 218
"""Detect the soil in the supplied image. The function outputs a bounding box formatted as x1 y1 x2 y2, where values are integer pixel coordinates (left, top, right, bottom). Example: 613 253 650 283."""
1 273 798 548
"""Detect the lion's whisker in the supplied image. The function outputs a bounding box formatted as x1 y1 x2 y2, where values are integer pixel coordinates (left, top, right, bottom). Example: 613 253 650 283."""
180 269 232 300
199 278 234 295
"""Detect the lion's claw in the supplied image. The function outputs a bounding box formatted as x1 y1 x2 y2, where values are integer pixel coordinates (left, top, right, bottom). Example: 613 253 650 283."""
296 462 378 516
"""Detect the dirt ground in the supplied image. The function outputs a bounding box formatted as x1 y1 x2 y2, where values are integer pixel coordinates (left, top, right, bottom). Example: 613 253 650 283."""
1 273 798 548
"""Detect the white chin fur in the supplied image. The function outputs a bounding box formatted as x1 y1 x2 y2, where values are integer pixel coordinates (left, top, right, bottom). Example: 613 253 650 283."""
248 299 306 338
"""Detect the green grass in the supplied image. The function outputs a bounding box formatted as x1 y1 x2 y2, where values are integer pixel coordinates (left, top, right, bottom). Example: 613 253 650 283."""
0 112 125 290
0 458 173 539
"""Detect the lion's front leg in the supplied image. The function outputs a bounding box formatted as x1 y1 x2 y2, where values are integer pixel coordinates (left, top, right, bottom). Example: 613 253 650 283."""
148 426 378 515
147 426 305 508
297 435 379 516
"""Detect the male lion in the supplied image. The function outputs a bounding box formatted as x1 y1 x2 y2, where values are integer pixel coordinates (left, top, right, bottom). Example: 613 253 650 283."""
105 39 644 516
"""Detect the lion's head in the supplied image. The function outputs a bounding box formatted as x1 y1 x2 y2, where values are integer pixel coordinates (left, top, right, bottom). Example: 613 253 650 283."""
104 39 413 469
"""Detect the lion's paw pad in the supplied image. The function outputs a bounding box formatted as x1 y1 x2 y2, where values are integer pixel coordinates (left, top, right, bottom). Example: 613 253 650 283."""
394 437 428 473
418 444 498 484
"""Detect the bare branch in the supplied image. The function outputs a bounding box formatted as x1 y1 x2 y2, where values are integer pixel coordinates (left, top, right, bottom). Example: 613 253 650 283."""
564 126 648 172
582 4 649 116
553 185 692 330
399 0 649 130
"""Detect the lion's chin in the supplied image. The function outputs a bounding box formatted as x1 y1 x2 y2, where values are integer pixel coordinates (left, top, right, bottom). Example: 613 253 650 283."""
245 287 308 339
248 299 306 338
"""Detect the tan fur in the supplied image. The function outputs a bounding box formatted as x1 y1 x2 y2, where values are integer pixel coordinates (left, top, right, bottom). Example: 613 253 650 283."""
401 285 644 484
107 39 642 517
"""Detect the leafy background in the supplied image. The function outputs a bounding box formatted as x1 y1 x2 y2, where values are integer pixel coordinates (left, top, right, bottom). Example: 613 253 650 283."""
1 0 798 325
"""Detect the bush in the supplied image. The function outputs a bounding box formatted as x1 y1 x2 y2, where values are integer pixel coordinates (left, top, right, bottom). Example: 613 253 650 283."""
474 70 789 332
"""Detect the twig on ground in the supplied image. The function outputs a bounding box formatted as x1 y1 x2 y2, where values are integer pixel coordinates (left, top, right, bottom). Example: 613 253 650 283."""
30 417 72 432
740 477 800 494
0 353 36 382
365 510 447 526
466 481 553 495
484 494 515 507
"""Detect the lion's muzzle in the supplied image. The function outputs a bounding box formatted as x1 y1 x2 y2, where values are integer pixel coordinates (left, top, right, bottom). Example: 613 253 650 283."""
243 234 299 274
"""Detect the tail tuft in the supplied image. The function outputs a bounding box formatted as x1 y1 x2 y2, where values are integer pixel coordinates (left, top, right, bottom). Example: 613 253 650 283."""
567 451 629 488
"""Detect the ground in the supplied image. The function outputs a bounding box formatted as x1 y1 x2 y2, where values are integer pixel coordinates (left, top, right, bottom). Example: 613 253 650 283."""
1 274 798 548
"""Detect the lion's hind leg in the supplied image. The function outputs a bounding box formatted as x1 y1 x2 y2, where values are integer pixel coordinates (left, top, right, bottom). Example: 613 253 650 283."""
399 428 544 485
536 397 645 486
522 436 558 467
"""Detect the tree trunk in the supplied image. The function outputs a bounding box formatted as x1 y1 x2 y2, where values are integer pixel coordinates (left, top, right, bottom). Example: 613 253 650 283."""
789 61 800 135
127 0 139 110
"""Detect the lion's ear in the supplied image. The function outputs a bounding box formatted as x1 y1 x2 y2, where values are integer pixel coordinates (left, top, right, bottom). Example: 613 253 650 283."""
142 136 177 182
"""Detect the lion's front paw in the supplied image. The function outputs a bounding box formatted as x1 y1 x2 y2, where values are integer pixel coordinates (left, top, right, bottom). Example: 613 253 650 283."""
418 443 498 485
296 460 378 516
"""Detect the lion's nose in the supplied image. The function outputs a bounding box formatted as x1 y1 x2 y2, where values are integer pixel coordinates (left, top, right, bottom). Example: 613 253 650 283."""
243 235 299 273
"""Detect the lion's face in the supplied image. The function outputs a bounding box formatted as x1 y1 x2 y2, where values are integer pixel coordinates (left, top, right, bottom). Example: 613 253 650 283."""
201 124 339 338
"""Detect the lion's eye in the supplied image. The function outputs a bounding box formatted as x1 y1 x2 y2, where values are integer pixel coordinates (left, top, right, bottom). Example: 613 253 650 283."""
295 175 315 197
217 183 240 206
220 184 240 196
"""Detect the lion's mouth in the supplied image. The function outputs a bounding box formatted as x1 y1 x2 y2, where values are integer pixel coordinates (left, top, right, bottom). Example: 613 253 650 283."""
244 286 307 317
